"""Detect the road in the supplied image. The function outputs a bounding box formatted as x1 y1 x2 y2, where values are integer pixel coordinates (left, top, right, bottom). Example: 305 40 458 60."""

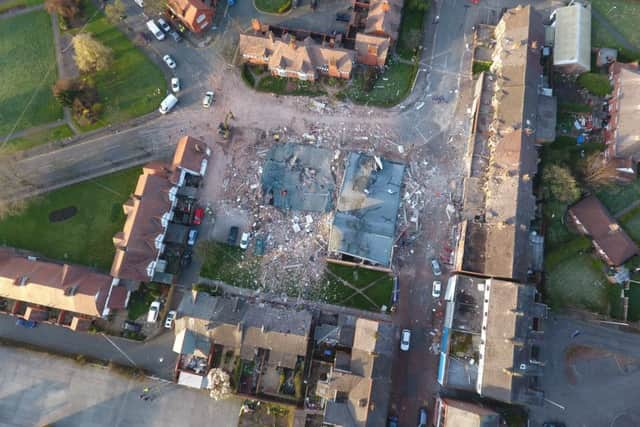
0 343 242 427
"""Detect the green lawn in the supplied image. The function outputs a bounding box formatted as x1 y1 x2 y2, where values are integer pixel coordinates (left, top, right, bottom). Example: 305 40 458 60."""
396 0 429 60
254 0 291 13
256 76 325 97
620 206 640 242
339 62 418 107
75 2 165 131
0 10 62 137
198 241 261 289
596 179 640 215
315 264 394 311
591 0 640 50
0 0 43 13
0 167 140 271
0 124 73 154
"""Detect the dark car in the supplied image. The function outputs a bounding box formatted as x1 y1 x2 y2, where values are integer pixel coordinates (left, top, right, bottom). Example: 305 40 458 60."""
254 236 265 256
543 423 566 427
228 226 239 245
387 415 399 427
181 249 193 267
310 0 317 10
336 12 350 22
123 320 142 332
16 318 37 328
169 30 182 42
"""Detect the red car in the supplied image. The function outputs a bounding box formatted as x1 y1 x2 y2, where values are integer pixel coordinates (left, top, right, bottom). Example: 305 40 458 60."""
192 207 204 225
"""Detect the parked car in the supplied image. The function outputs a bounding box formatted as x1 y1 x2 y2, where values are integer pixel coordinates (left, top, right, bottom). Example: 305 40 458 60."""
168 30 182 42
171 77 180 93
432 280 441 298
202 91 215 108
134 0 144 7
240 232 250 249
146 20 165 41
228 226 239 245
387 415 399 427
164 310 177 329
254 236 265 255
157 17 171 33
181 249 193 267
147 301 161 323
188 229 198 246
192 207 204 225
158 93 178 114
123 320 142 332
16 318 37 328
400 328 411 351
431 258 442 276
417 407 428 427
336 12 350 22
542 423 565 427
163 54 176 69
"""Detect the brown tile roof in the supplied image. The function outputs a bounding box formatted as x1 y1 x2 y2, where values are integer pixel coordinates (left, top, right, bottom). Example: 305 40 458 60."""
364 0 403 40
106 285 129 309
171 136 210 176
167 0 214 33
568 195 638 265
354 33 390 66
111 167 174 282
608 62 640 160
0 248 111 317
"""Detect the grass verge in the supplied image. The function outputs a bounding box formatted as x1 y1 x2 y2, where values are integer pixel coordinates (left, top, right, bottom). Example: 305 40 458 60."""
0 0 43 13
338 62 417 107
198 241 261 289
254 0 291 13
396 0 429 60
0 10 62 136
0 123 73 154
256 76 325 97
591 0 640 51
0 167 140 271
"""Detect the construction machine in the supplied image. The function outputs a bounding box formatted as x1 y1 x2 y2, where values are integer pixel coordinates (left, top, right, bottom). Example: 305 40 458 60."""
218 111 234 140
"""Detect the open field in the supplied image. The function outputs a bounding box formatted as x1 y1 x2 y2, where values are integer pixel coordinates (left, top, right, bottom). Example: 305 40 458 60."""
0 123 73 154
591 0 640 50
339 62 418 107
75 1 165 130
0 10 62 137
0 167 139 271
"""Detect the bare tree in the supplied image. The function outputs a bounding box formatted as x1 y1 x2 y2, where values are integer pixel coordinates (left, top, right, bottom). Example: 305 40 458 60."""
580 153 618 188
72 33 113 73
44 0 81 19
144 0 167 17
105 0 126 23
206 368 232 400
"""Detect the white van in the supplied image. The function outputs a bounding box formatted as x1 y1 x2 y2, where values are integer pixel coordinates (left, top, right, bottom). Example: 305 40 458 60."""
159 94 178 114
146 20 165 41
134 0 144 7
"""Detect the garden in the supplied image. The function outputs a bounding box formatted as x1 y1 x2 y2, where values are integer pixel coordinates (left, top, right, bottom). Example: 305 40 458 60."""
338 61 418 107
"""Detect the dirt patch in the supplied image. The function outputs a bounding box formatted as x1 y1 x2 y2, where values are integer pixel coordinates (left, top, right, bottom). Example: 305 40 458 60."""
48 206 77 222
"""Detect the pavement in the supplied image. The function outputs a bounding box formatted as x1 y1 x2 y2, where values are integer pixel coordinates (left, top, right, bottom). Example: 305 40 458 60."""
528 315 640 427
0 344 242 427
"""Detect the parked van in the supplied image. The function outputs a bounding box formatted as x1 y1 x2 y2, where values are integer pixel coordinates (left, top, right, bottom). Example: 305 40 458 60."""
134 0 144 7
159 94 178 114
146 20 165 41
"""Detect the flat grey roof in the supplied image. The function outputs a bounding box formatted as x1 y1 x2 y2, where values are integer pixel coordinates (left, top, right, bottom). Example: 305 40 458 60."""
329 153 405 267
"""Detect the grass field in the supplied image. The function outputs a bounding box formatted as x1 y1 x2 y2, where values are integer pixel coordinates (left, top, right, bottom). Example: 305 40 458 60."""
0 124 73 154
591 0 640 50
0 0 42 13
0 10 62 137
317 264 394 311
199 241 261 289
75 2 165 131
0 167 140 271
253 0 291 13
396 0 429 60
339 62 417 107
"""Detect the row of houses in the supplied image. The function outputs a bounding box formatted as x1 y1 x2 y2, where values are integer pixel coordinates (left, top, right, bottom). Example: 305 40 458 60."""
238 0 404 81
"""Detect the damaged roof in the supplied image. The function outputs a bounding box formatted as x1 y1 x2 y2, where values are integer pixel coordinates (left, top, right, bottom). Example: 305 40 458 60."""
329 153 405 267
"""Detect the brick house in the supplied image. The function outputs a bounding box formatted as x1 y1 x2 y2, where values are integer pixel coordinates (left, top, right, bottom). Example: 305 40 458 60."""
167 0 214 34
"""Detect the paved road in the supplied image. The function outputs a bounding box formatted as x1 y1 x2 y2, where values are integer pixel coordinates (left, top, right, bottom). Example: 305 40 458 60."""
0 344 242 427
0 313 176 380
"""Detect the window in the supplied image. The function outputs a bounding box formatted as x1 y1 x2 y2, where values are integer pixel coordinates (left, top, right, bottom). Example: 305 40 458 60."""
196 14 206 24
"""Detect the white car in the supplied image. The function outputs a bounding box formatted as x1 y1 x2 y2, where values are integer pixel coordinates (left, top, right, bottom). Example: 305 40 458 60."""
164 310 177 328
431 258 442 276
432 280 442 298
163 54 176 69
240 232 250 250
147 301 161 323
400 329 411 351
202 91 214 108
157 18 171 33
171 77 180 93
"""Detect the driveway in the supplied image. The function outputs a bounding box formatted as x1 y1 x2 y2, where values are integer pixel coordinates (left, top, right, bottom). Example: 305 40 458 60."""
528 315 640 427
0 344 242 427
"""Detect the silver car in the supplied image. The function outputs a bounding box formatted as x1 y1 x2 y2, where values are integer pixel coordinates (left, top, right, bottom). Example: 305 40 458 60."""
431 258 442 276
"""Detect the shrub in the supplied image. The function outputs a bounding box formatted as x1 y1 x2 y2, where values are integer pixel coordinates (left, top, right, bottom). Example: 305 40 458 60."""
577 72 612 96
52 79 81 107
45 0 81 19
241 64 256 87
294 371 303 400
276 0 292 13
472 60 492 75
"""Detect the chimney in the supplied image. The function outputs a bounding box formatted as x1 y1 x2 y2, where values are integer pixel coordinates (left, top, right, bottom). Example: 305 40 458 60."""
191 288 199 303
251 18 261 32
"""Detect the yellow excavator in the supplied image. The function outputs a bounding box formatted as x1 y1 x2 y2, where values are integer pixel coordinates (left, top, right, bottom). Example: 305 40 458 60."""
218 111 234 140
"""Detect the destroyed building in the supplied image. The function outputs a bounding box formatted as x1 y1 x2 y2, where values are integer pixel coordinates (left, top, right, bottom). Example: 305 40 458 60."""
604 62 640 163
437 274 547 405
434 397 501 427
328 152 405 269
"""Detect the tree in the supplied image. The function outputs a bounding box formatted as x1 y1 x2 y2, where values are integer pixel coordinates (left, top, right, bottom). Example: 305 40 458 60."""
143 0 167 16
580 153 618 188
105 0 126 22
44 0 81 19
206 368 232 400
542 164 581 203
72 33 113 74
52 78 81 106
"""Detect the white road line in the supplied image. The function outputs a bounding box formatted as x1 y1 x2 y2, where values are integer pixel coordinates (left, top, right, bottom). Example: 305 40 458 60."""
544 398 566 410
100 333 138 367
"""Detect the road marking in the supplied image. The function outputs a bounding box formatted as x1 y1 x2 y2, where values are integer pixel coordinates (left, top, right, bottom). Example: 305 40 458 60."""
100 333 138 367
544 398 565 410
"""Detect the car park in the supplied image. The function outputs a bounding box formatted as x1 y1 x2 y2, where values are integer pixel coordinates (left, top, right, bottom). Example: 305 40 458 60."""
400 329 411 351
192 207 204 225
188 229 198 246
123 320 142 332
431 258 442 276
163 54 176 69
164 310 177 328
157 18 171 33
16 318 37 328
171 77 180 93
432 280 441 298
147 301 161 323
240 232 250 249
202 91 215 108
417 407 428 427
228 226 239 245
